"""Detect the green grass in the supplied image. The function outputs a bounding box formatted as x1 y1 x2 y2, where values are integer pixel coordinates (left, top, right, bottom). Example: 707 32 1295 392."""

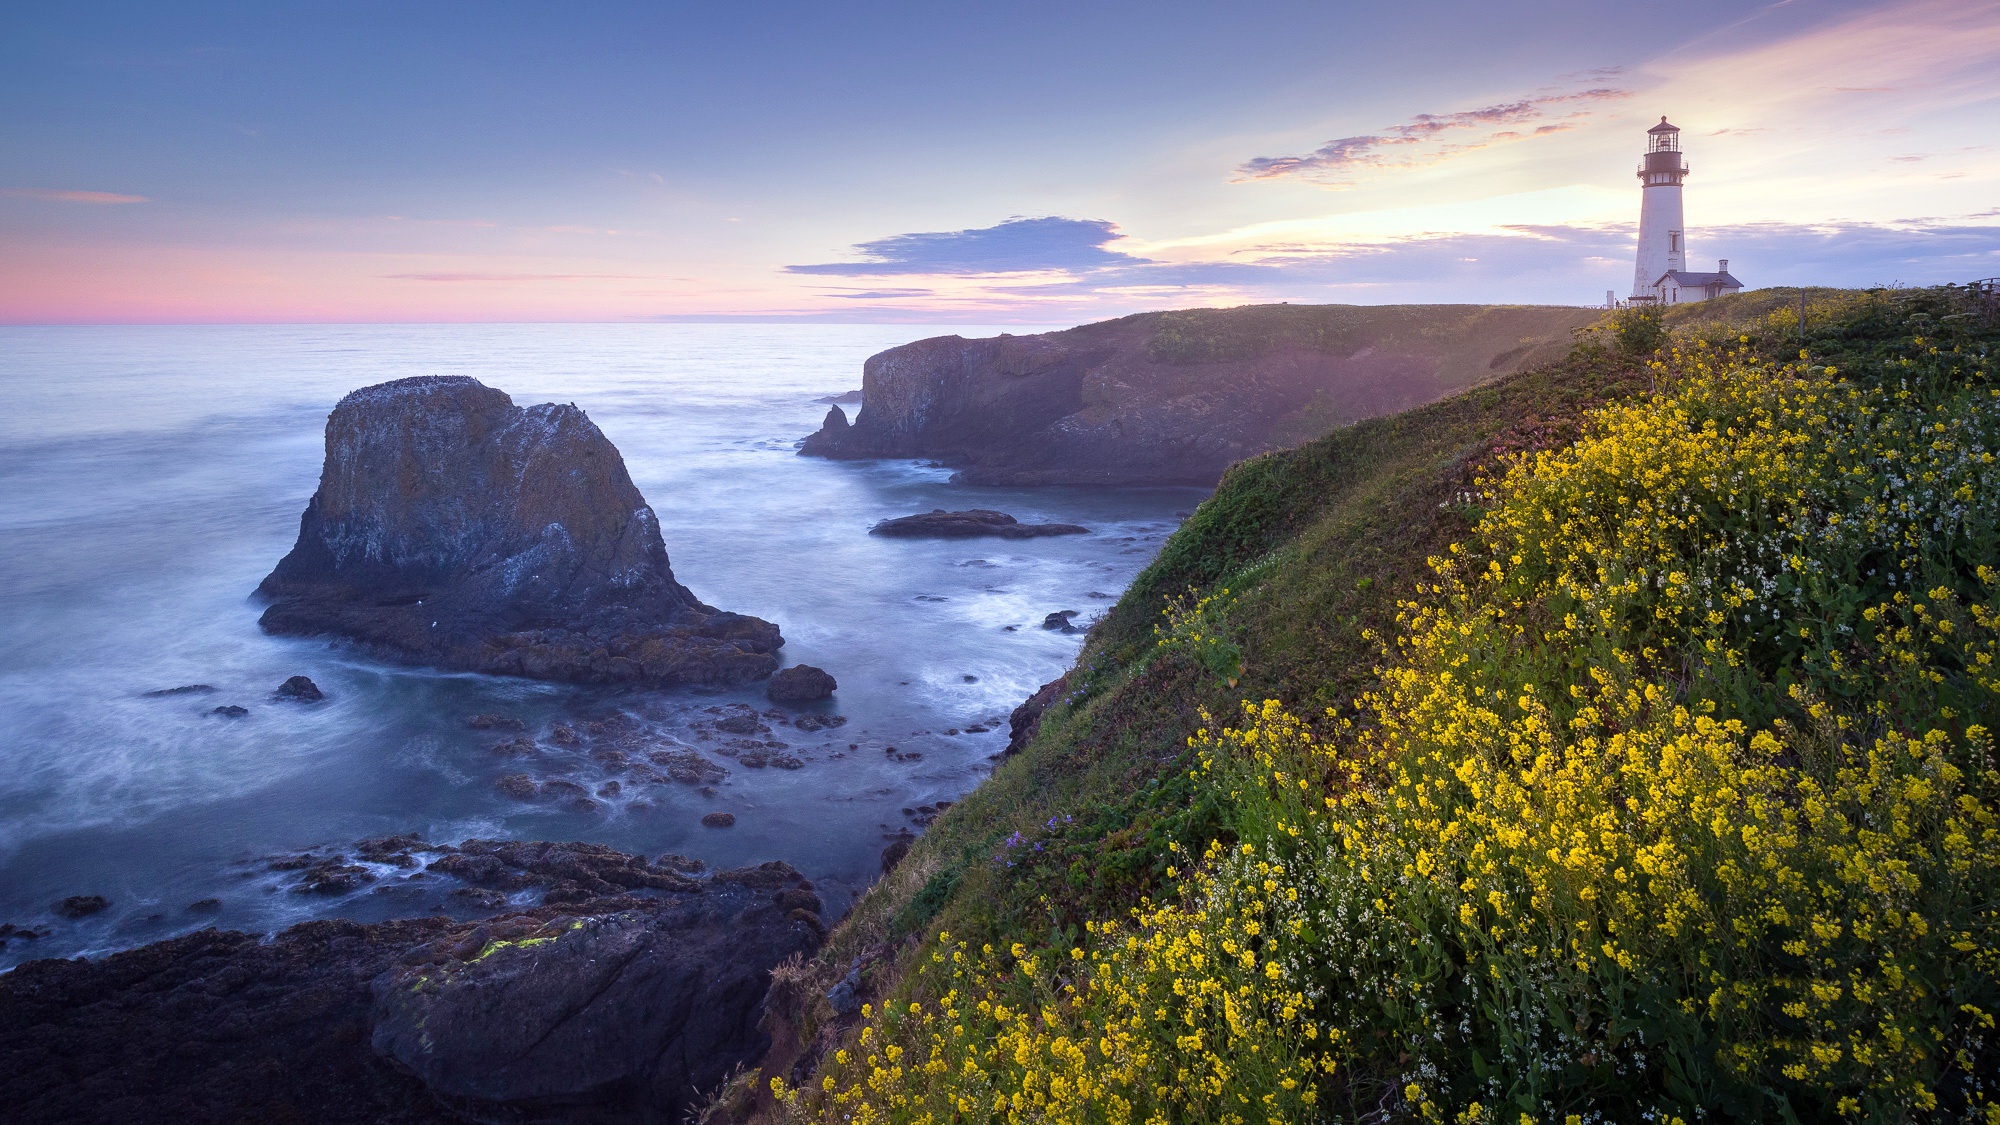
734 283 2000 1121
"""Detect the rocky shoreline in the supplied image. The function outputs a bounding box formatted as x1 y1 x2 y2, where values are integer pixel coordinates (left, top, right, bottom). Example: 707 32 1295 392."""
0 839 823 1125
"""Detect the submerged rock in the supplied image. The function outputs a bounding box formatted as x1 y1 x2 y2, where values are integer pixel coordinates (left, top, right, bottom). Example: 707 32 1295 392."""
869 508 1088 539
53 895 109 919
272 675 324 702
766 663 838 703
140 684 215 697
256 376 783 687
210 704 249 718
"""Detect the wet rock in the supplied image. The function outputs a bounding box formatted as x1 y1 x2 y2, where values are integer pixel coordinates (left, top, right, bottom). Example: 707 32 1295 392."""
701 812 736 828
487 736 536 757
466 714 527 732
547 721 580 745
1041 610 1081 632
647 749 727 785
187 899 222 913
255 375 784 688
495 773 540 800
596 780 622 798
295 863 375 895
210 704 249 718
868 508 1088 539
714 714 765 735
0 922 48 945
768 664 838 703
141 684 215 697
272 675 325 702
54 895 110 919
540 779 588 800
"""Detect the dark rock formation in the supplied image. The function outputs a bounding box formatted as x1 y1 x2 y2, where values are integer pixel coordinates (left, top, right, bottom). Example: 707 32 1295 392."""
1006 675 1067 756
800 302 1600 485
141 684 214 697
0 847 821 1125
210 704 248 718
273 675 325 702
702 812 737 828
869 509 1088 539
767 664 837 703
54 896 109 919
257 376 783 687
1042 610 1080 632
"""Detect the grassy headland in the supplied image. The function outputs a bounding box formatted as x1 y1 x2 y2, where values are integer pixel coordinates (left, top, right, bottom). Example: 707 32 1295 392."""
729 285 2000 1124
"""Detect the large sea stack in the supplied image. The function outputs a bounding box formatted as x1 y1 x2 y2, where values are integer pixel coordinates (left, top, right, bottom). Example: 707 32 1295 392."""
257 376 782 686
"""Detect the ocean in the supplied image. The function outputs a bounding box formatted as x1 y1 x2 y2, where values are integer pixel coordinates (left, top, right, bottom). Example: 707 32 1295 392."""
0 323 1204 969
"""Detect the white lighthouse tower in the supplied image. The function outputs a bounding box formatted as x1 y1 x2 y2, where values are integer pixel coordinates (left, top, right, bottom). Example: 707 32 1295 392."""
1630 117 1741 304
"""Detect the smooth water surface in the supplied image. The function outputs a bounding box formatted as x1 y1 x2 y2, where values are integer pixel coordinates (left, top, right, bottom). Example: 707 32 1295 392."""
0 324 1203 968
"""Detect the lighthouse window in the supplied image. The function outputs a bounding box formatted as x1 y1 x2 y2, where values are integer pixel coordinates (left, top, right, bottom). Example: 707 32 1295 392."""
1669 232 1679 252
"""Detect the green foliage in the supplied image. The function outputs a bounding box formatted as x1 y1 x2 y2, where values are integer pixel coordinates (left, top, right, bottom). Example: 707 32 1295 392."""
1613 305 1668 355
788 285 2000 1124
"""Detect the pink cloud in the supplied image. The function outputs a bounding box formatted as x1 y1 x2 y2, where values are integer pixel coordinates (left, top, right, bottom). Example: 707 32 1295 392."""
5 188 148 204
1236 86 1629 183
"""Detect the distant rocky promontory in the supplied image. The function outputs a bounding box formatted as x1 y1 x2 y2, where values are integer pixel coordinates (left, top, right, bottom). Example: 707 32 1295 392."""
257 376 782 687
800 302 1600 485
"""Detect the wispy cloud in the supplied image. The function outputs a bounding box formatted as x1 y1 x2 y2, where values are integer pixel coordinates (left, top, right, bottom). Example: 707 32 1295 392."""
787 216 1149 276
1236 86 1631 185
385 273 650 282
5 188 148 204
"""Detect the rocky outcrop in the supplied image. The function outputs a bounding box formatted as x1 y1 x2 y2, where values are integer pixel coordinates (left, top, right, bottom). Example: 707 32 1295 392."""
766 665 837 703
1006 675 1068 756
0 846 821 1125
799 303 1600 485
257 376 782 687
373 863 821 1120
868 509 1088 539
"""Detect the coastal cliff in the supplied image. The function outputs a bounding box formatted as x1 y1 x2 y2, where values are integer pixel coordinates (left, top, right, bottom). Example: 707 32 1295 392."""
799 302 1600 485
732 288 2000 1122
258 376 783 686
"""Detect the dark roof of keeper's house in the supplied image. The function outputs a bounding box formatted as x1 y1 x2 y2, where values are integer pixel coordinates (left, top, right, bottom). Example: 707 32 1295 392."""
1648 116 1680 134
1656 270 1743 288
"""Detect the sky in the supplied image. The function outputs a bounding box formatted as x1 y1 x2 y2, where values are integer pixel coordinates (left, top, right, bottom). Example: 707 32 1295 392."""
1 0 1996 324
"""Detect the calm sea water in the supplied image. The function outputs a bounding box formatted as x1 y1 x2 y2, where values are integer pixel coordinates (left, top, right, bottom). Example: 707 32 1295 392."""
0 323 1203 969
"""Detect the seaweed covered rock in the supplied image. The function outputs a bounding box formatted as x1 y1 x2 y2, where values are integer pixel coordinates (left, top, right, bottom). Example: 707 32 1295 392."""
257 376 782 686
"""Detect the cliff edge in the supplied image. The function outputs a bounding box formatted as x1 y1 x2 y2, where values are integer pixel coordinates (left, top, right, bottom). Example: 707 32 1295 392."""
257 376 782 686
799 302 1601 485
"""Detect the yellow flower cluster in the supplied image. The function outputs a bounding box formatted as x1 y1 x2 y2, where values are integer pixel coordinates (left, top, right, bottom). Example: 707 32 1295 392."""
788 335 2000 1121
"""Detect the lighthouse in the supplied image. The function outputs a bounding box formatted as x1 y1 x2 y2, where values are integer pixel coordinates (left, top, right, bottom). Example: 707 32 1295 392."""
1631 117 1741 304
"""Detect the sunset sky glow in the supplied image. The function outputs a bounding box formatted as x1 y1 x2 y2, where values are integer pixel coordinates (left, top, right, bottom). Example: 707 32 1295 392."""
2 0 1996 324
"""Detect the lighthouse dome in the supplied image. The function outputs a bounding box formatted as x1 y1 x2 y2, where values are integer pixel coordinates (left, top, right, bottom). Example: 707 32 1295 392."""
1648 116 1680 134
